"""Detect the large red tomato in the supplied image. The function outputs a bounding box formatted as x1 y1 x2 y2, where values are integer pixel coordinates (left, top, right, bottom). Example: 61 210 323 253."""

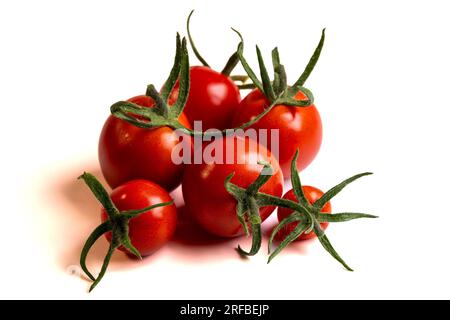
232 88 322 177
277 186 331 241
169 66 241 130
101 179 177 257
182 135 283 237
99 95 191 191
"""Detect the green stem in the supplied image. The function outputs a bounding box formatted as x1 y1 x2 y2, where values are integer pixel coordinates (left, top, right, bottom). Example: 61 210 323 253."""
186 10 210 68
238 83 256 90
221 52 240 76
230 75 250 83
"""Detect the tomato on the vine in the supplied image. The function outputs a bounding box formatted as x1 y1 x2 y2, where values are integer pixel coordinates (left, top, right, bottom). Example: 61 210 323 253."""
79 173 176 291
169 66 241 130
277 185 331 241
230 29 327 177
101 179 177 256
99 95 191 191
182 135 283 237
232 88 322 177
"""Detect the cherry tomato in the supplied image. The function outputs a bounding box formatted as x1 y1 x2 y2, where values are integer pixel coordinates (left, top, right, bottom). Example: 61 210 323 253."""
101 179 177 256
182 135 283 237
98 95 191 191
277 186 331 241
231 89 322 177
169 66 241 130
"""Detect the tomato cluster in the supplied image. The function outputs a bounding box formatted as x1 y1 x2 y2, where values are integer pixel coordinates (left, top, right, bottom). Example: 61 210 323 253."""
78 12 375 292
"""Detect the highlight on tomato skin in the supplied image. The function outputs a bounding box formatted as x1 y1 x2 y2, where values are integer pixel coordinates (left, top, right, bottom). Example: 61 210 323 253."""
231 88 323 177
98 95 192 192
101 179 177 257
182 135 284 238
168 66 241 131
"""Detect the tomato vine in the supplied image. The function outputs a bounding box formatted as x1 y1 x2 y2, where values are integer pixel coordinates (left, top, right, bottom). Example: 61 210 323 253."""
78 173 173 292
225 150 377 269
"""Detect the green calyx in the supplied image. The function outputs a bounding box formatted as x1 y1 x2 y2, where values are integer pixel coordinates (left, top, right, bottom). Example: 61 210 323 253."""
109 22 323 137
110 34 190 132
267 150 376 270
224 150 377 271
233 28 324 105
78 173 172 292
108 33 297 138
224 161 274 256
109 24 324 137
187 10 210 68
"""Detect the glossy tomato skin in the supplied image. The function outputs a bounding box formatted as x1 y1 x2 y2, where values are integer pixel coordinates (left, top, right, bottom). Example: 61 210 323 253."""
182 136 283 237
277 186 331 241
99 95 191 191
232 89 322 177
101 180 177 256
169 66 241 130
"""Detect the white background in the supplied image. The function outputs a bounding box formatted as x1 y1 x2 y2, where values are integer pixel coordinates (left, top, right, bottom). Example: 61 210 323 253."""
1 0 449 299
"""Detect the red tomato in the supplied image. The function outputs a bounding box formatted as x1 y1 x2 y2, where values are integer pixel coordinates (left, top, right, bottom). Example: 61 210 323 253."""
231 89 322 177
169 66 241 130
99 95 191 191
101 179 177 256
277 186 331 241
182 135 283 237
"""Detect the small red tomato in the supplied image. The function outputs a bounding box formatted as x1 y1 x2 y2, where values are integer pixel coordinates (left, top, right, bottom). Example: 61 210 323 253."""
232 88 322 177
182 135 283 237
169 66 241 130
277 186 331 241
98 95 191 191
101 179 177 256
